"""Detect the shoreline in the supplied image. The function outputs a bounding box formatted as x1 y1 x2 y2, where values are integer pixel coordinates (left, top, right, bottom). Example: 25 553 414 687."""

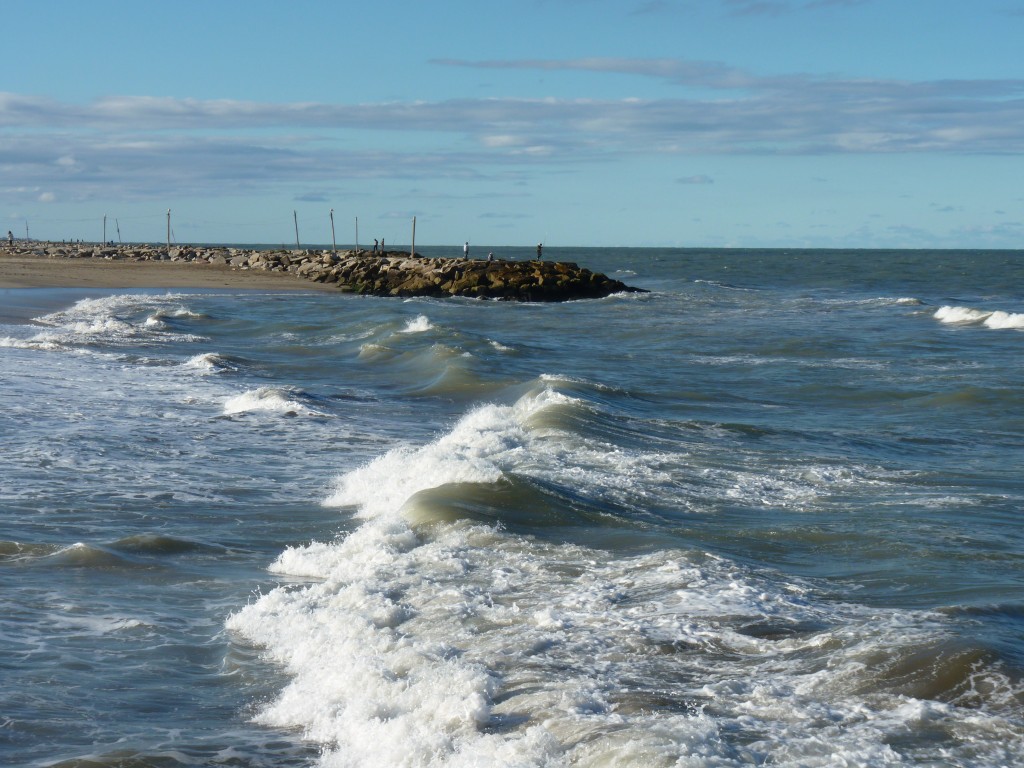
0 243 642 300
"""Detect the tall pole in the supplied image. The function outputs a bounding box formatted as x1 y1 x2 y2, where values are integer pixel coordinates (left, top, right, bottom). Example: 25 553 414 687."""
355 216 359 254
116 219 122 244
293 210 300 250
25 220 29 241
411 216 416 258
330 209 337 256
103 215 107 245
166 209 171 253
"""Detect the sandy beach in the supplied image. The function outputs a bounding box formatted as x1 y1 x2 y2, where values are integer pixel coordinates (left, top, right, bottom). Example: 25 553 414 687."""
0 251 338 291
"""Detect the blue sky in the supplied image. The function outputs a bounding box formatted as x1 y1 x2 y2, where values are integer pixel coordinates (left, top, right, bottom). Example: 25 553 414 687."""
2 0 1023 248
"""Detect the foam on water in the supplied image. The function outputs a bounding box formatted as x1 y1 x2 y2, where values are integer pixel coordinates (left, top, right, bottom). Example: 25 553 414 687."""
229 385 1024 767
0 335 61 350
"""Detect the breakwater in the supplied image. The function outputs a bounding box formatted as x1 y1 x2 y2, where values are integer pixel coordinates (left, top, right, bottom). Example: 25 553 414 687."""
4 242 644 301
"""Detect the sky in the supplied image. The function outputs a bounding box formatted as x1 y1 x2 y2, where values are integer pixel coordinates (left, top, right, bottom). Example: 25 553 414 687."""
2 0 1023 249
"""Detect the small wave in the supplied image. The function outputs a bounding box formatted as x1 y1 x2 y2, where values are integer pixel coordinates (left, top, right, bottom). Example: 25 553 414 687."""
183 352 237 374
827 296 924 308
357 342 390 359
323 397 520 516
111 534 224 556
223 387 325 417
151 306 207 321
935 305 991 325
0 540 62 562
693 278 756 292
40 542 140 569
356 341 497 397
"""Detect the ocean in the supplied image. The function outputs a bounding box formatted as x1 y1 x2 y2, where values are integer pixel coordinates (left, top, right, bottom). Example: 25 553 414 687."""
1 246 1022 767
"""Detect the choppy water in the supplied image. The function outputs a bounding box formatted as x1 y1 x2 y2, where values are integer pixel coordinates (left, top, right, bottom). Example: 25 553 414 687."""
2 247 1022 767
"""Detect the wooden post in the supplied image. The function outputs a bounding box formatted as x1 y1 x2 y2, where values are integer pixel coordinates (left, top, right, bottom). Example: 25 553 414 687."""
293 210 300 250
103 215 106 245
411 216 416 258
330 209 337 256
116 219 121 244
166 209 171 253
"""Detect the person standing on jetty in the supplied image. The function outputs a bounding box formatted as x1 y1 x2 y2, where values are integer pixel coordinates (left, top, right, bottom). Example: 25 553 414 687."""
464 241 470 258
537 243 543 259
373 239 378 254
6 230 12 247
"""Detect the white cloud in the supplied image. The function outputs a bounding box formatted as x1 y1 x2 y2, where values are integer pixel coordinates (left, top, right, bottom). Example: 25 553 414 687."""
480 134 527 148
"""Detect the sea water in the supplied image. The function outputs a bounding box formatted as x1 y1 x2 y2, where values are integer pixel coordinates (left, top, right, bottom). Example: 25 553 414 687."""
1 247 1022 767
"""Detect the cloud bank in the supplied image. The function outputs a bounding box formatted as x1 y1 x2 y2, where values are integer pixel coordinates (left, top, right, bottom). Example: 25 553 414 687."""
2 56 1022 203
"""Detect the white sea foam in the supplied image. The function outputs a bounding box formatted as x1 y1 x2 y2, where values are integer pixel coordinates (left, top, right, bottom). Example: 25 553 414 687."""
935 305 991 324
229 385 1024 766
223 387 323 416
31 294 208 346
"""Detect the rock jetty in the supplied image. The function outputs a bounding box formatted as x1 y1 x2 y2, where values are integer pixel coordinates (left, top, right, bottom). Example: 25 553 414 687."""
3 242 644 301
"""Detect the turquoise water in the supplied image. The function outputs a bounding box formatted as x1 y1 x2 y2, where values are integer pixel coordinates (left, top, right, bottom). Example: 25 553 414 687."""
1 248 1022 766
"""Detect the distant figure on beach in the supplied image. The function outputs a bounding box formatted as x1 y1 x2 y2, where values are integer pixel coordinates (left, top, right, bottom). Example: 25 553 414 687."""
373 238 378 254
7 230 12 246
488 252 494 261
537 243 543 259
464 241 469 258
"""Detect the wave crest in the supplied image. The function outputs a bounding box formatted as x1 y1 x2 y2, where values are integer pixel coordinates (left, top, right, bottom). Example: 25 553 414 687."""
223 387 325 416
